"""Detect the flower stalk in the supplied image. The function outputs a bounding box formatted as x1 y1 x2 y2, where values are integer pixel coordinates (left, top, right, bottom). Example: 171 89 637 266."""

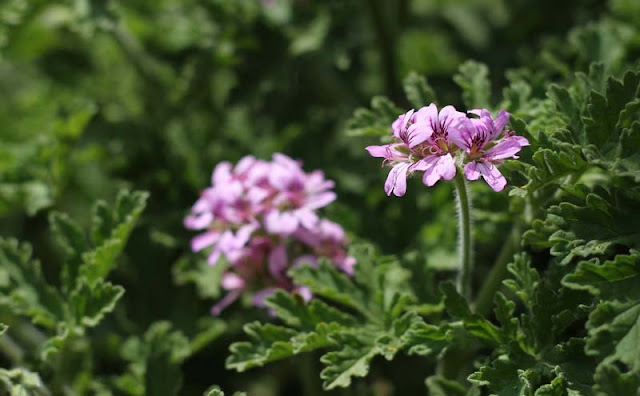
454 170 473 300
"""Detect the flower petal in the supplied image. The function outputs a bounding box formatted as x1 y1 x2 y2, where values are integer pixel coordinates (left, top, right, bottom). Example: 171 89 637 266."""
421 154 457 186
384 163 410 197
366 145 390 158
438 105 465 130
191 230 220 252
493 110 510 138
485 136 528 160
449 118 475 151
406 123 433 148
211 290 242 315
464 162 481 181
221 272 245 290
477 162 507 192
268 244 289 282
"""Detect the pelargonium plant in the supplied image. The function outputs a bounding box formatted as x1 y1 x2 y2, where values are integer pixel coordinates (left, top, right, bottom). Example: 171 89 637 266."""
367 104 528 299
184 153 355 315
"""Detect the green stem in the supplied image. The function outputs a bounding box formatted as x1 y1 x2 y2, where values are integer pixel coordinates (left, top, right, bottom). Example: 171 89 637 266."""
474 222 522 317
454 172 473 300
0 334 24 364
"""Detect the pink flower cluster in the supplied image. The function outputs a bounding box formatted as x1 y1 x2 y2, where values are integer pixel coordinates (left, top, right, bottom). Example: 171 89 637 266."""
185 154 355 315
366 104 529 195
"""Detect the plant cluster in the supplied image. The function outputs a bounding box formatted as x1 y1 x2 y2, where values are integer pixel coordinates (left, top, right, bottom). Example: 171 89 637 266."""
0 0 639 395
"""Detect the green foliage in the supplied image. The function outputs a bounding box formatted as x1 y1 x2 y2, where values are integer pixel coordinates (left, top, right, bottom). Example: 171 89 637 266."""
453 60 491 109
1 0 640 394
0 190 147 394
117 322 191 396
227 244 446 390
0 367 48 396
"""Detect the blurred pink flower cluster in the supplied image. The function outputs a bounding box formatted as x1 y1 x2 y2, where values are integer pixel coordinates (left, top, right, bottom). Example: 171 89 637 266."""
367 104 529 195
185 153 355 315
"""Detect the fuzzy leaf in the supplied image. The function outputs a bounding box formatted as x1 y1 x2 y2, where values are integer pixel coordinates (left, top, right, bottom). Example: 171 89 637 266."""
403 72 437 108
0 238 64 329
454 60 491 109
81 190 148 286
69 280 124 328
345 96 401 137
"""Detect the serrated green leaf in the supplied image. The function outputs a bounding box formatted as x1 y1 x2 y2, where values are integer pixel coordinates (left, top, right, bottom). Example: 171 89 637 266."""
0 367 48 396
563 252 640 298
289 260 369 316
403 72 436 108
345 96 401 137
81 190 148 286
586 299 640 372
0 238 64 329
226 322 298 372
441 282 504 344
402 321 451 357
49 212 88 293
593 364 640 396
319 332 379 390
119 322 191 396
69 280 124 328
503 254 540 308
265 290 356 329
583 70 639 148
454 60 491 109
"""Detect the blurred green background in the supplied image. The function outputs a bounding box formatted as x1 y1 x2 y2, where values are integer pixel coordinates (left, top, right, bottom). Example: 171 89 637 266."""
1 0 637 394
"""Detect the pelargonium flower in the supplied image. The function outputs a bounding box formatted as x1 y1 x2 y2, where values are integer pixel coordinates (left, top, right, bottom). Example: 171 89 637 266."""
451 109 530 192
185 153 354 315
366 104 466 196
367 104 528 194
407 104 466 187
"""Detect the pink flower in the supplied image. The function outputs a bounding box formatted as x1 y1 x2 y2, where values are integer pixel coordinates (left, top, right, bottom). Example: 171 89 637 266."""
366 144 412 196
451 109 529 192
366 104 466 195
408 104 466 187
185 154 355 315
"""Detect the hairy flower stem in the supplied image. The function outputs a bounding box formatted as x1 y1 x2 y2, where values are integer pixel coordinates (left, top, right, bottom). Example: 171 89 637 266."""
454 172 473 300
436 172 474 380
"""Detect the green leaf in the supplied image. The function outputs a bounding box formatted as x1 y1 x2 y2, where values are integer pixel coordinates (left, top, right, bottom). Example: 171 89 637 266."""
173 254 225 299
120 322 191 396
563 252 640 298
289 260 369 316
402 321 451 357
49 212 88 293
403 72 436 108
425 376 467 396
81 190 148 286
69 280 124 328
0 323 6 336
583 70 640 148
226 322 298 372
503 254 540 309
0 238 64 329
593 364 640 396
453 60 491 109
0 367 48 396
586 300 640 372
545 189 640 263
468 354 536 396
319 332 380 390
345 96 401 137
265 290 356 329
441 282 504 344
